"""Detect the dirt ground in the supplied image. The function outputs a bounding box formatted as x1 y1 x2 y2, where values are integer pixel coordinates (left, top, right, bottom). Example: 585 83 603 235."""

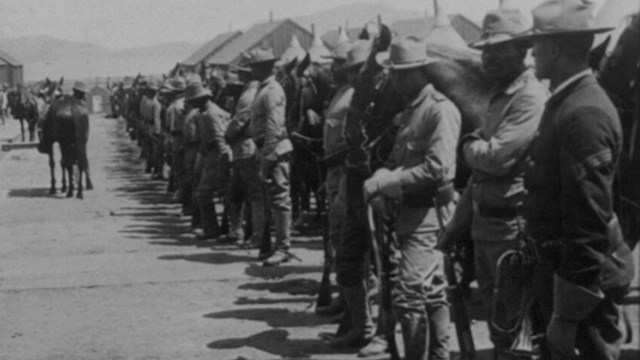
0 115 637 360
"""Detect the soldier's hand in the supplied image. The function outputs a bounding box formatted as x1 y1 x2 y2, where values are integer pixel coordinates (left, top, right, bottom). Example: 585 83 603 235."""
368 195 388 217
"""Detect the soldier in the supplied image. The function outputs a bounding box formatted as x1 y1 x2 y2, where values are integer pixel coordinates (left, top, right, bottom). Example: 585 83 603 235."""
517 1 635 359
329 40 378 350
148 80 165 180
185 80 231 240
224 66 262 246
364 36 461 360
160 77 187 196
247 47 294 266
314 41 352 317
441 7 549 359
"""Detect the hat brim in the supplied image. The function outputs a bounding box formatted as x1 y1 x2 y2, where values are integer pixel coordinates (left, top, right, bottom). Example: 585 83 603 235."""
375 52 433 70
185 90 212 102
247 58 280 67
73 87 88 93
468 33 530 50
515 26 614 41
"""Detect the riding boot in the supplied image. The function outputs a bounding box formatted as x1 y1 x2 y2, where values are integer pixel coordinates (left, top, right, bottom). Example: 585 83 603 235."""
198 202 220 239
397 309 429 360
263 208 292 265
220 202 243 243
241 200 265 249
316 290 346 317
427 302 450 360
329 281 374 349
358 308 394 357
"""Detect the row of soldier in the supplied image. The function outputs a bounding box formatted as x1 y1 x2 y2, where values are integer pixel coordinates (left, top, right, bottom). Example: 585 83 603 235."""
110 1 635 360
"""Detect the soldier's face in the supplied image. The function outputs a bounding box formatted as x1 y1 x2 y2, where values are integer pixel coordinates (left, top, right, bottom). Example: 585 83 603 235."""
481 42 525 83
390 68 425 98
532 39 558 80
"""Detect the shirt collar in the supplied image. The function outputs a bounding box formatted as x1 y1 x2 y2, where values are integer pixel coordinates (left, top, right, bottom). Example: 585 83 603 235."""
503 68 536 95
551 69 592 96
408 84 436 108
259 75 276 88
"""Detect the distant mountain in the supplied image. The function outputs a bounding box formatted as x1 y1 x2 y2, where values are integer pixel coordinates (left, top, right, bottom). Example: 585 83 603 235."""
0 35 112 62
0 36 201 81
292 2 417 35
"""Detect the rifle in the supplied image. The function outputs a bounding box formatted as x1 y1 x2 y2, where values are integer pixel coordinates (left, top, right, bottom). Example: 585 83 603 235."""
435 206 476 360
367 205 400 360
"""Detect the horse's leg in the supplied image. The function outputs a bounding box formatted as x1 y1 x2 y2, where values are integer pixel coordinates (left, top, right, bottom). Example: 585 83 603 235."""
82 144 93 190
76 161 84 200
62 146 74 198
19 118 25 142
28 119 35 142
60 153 67 193
49 150 56 195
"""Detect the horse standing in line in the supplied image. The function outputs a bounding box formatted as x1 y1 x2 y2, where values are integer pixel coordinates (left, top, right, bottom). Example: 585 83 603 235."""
10 85 40 142
39 79 93 199
277 54 335 230
595 12 640 250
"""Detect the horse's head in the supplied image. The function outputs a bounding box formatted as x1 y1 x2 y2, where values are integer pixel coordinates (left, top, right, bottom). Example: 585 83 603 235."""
598 13 640 108
41 77 64 104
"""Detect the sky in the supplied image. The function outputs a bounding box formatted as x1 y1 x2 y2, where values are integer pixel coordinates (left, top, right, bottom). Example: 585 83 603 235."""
0 0 615 50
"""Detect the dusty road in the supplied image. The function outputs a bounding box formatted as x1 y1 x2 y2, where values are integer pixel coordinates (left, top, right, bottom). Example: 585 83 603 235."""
0 115 637 360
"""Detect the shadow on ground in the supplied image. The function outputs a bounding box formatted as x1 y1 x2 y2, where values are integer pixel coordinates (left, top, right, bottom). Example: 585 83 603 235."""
207 329 351 359
204 307 326 328
8 187 70 199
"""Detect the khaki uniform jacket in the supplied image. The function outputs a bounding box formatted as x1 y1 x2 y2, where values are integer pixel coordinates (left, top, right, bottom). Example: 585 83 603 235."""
225 81 258 160
460 69 548 242
250 75 291 158
195 101 231 158
384 84 461 197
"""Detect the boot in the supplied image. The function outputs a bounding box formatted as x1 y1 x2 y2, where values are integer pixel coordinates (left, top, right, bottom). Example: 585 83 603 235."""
219 202 243 243
273 208 291 250
398 310 429 360
316 291 346 317
329 282 374 349
357 335 388 358
358 307 394 357
197 202 220 239
240 200 266 249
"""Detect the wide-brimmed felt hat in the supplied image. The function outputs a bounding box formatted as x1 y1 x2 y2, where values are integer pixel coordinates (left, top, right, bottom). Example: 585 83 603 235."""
517 0 613 40
323 41 352 62
230 64 252 74
245 47 280 67
376 36 433 70
146 79 162 92
469 8 531 49
160 77 186 93
184 81 211 102
72 81 88 93
344 40 371 70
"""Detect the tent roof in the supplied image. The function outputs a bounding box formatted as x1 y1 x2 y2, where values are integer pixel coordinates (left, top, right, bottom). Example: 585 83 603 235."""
181 31 242 67
0 49 22 67
207 19 308 66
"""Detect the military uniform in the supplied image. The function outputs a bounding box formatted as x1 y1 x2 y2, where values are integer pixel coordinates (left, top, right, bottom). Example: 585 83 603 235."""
323 83 352 254
375 84 460 360
167 96 186 195
194 100 231 236
250 74 292 254
523 72 635 360
225 80 263 243
453 68 548 350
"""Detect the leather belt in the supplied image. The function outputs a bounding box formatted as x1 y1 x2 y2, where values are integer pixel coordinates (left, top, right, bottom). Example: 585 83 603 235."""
403 183 455 208
477 203 520 219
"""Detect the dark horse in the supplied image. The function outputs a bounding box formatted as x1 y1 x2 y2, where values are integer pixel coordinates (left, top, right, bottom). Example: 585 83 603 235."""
591 13 640 250
278 54 334 229
10 85 40 142
39 79 93 199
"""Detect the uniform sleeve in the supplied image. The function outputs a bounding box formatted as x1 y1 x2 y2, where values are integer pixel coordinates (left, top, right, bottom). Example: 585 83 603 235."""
397 101 461 192
261 89 286 156
225 89 254 143
558 106 618 289
463 90 546 176
153 102 162 134
210 112 229 155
